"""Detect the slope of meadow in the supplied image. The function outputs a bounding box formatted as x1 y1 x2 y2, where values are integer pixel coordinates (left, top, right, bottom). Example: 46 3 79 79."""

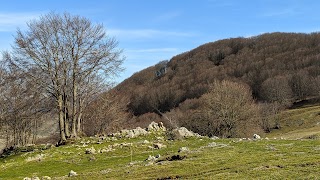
1 119 319 180
268 103 320 139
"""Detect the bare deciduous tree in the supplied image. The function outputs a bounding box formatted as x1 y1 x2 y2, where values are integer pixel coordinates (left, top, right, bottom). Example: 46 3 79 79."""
0 60 46 147
203 80 261 137
5 12 124 143
260 76 293 107
83 91 128 136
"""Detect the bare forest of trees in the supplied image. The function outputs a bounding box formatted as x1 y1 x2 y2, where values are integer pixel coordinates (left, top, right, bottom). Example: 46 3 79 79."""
113 32 320 137
0 12 124 147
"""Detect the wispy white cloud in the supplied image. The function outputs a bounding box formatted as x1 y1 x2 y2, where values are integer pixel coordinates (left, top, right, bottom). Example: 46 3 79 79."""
126 48 178 53
124 47 181 62
0 12 41 31
262 8 298 17
108 29 196 39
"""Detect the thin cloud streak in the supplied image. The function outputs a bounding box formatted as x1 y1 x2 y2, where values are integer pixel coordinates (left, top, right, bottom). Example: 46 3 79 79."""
108 29 196 39
262 8 298 17
126 48 178 53
0 12 41 31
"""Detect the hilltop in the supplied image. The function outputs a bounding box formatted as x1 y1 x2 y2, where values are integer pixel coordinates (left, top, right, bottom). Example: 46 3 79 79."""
85 32 320 136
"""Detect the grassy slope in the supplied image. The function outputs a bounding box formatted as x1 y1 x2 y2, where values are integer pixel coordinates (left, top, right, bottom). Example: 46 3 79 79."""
1 136 320 179
1 105 320 179
268 105 320 139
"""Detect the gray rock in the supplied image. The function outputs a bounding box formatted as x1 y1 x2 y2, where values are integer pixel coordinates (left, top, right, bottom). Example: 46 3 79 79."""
172 127 195 139
147 121 166 131
210 136 219 140
178 147 189 153
147 121 160 131
127 130 135 138
85 147 96 154
26 154 45 162
153 143 167 149
68 170 77 177
207 142 217 147
133 127 148 136
41 176 51 180
253 134 261 139
120 129 130 135
146 155 156 161
158 122 166 131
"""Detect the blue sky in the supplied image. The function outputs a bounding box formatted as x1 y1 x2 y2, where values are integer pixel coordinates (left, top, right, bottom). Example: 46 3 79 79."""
1 0 320 83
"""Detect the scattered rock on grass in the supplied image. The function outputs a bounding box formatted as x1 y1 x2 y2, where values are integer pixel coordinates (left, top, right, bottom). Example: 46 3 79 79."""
178 147 189 153
41 176 51 180
210 136 219 140
100 169 112 174
68 170 77 177
153 143 167 149
146 155 157 161
85 147 96 154
253 134 261 139
207 142 217 147
26 154 45 162
23 177 41 180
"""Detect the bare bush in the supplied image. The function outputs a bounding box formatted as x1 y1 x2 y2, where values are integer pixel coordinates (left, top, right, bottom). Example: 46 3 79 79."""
202 80 262 137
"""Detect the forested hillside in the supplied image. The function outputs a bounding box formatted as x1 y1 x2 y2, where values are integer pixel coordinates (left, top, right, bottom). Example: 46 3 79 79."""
87 32 320 137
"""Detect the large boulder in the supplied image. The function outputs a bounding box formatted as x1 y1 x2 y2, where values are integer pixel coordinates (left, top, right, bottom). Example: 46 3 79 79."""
171 127 195 139
133 127 148 136
147 122 166 132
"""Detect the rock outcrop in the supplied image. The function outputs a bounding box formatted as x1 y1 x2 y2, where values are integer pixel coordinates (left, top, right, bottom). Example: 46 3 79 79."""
109 121 166 138
147 122 166 131
169 127 201 139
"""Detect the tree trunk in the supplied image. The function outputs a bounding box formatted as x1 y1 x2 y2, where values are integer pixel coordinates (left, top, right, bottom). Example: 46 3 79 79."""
64 115 70 138
58 94 67 143
63 94 70 138
77 98 83 134
71 82 77 138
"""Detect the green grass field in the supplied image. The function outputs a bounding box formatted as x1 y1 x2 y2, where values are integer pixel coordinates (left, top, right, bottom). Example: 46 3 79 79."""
1 105 320 179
